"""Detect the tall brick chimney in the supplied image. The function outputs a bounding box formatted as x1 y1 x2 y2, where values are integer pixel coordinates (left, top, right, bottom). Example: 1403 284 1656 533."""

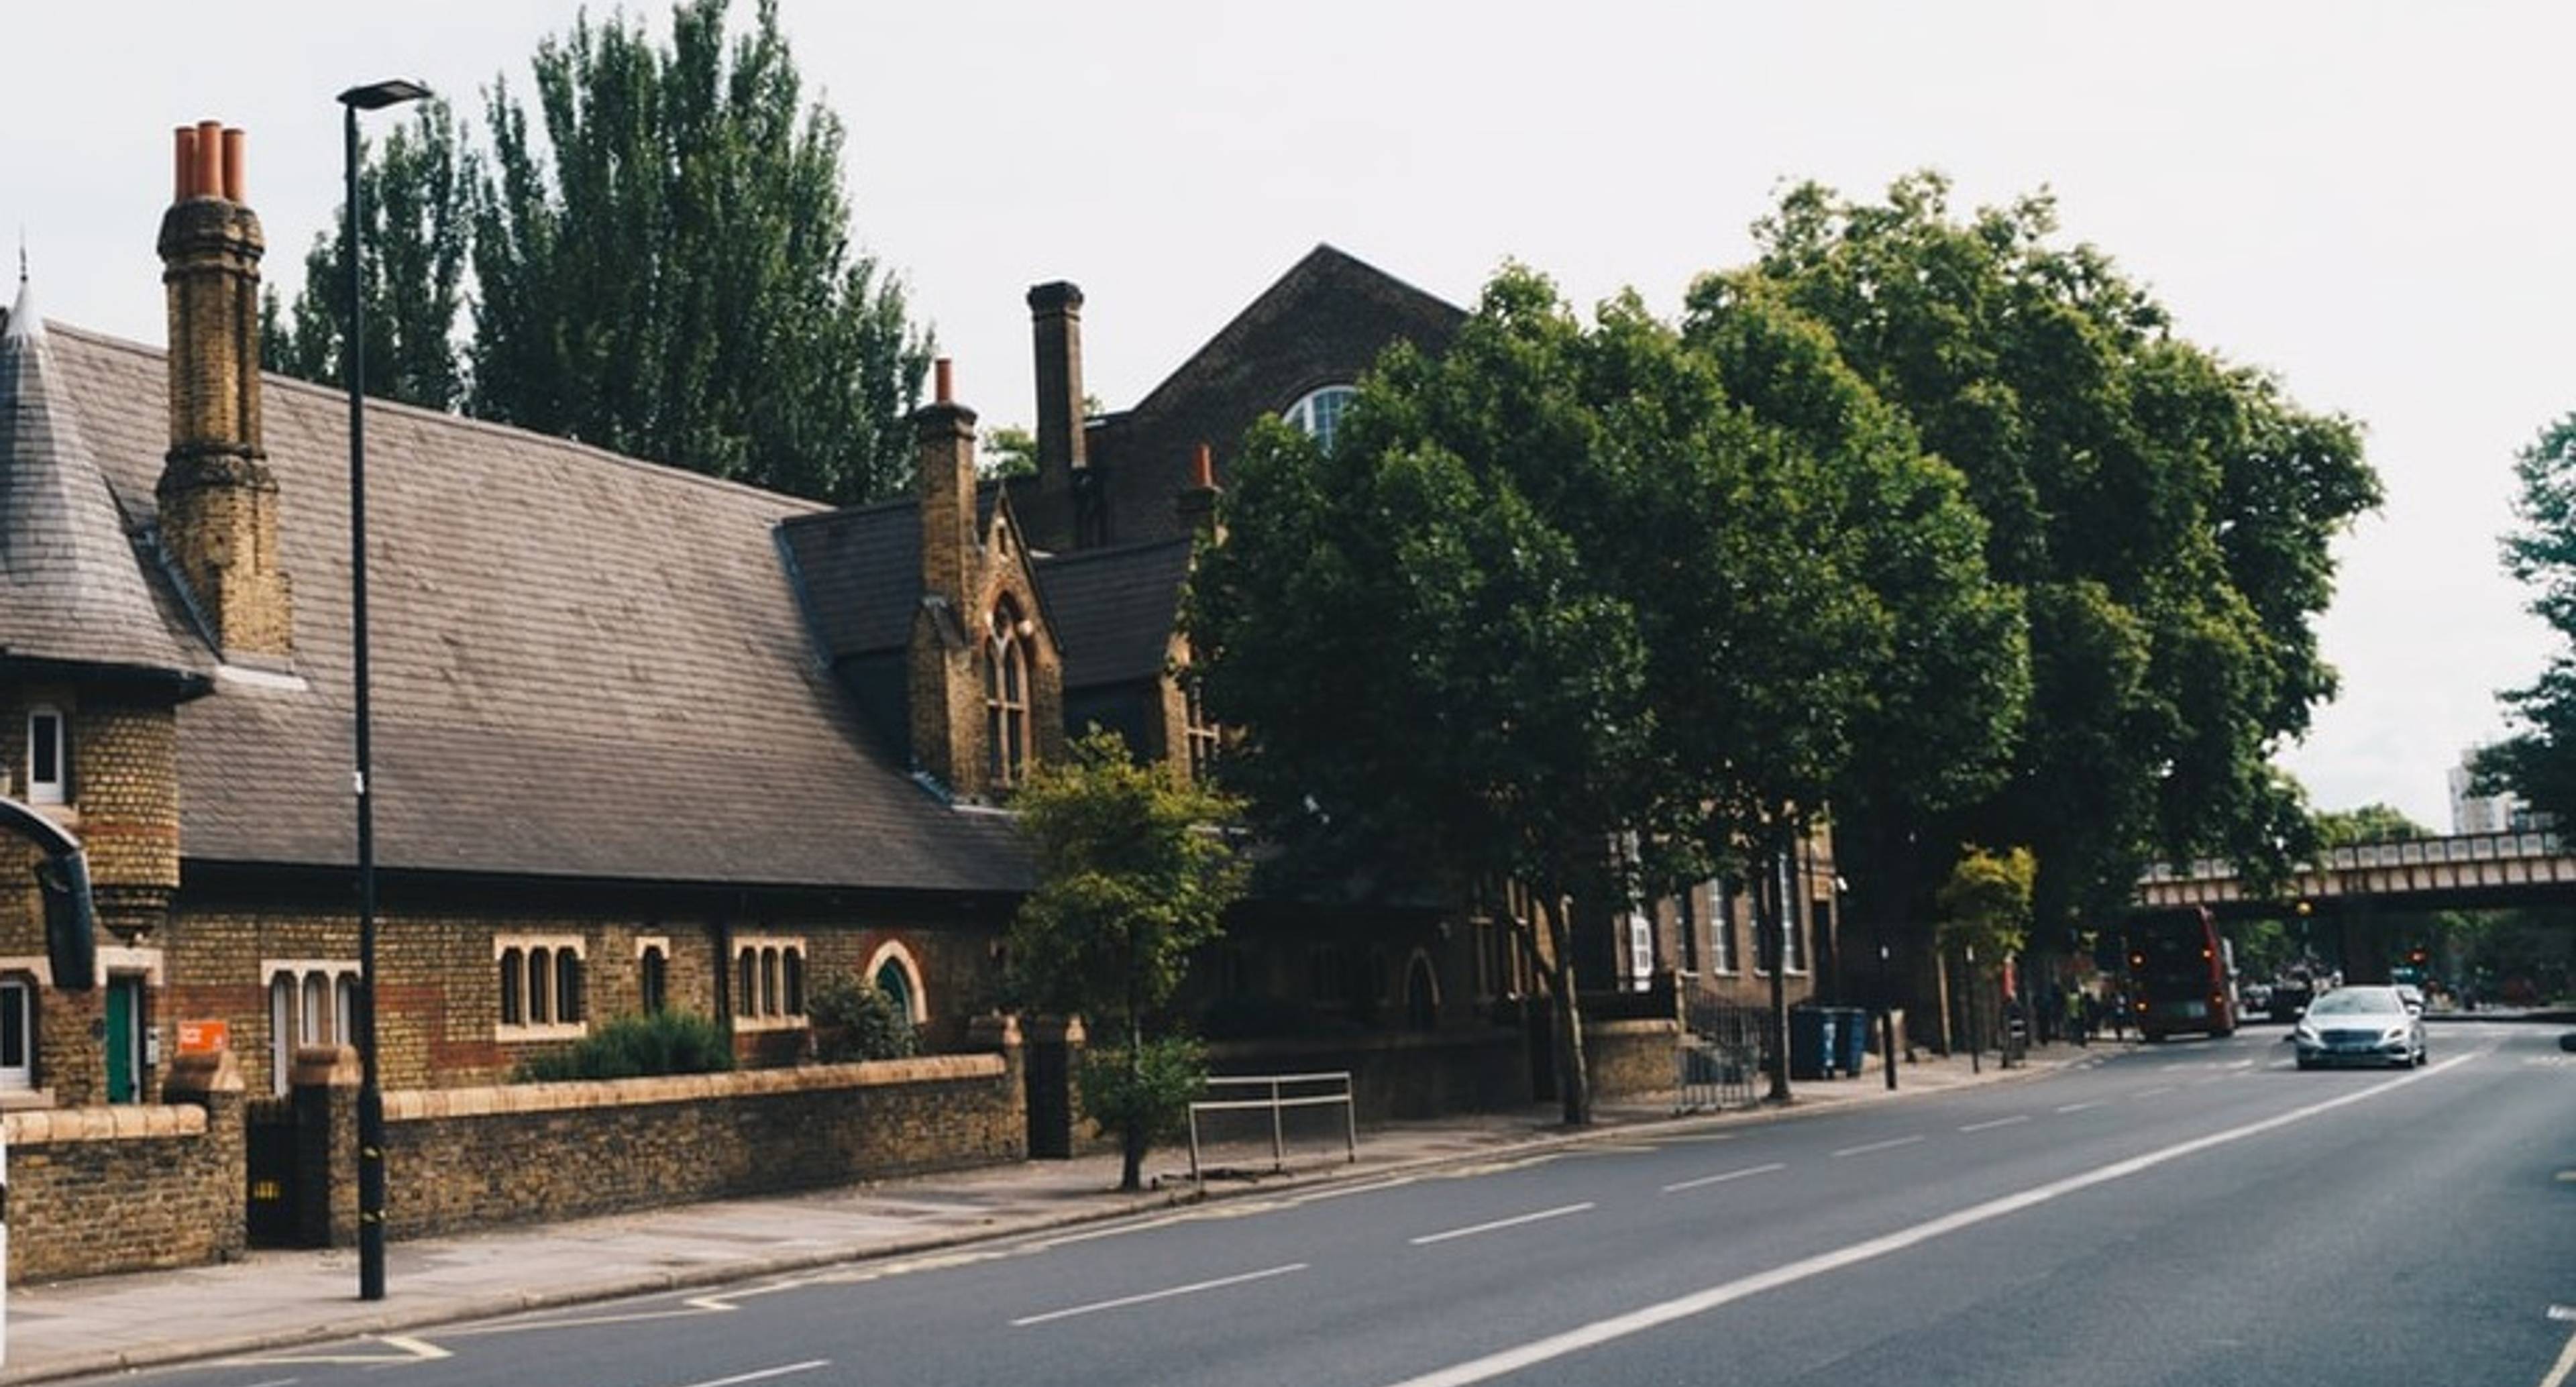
156 121 290 661
1026 281 1087 500
909 358 981 791
1175 441 1220 538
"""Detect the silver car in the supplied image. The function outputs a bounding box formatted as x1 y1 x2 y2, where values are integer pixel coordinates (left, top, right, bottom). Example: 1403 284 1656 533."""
2292 985 2427 1069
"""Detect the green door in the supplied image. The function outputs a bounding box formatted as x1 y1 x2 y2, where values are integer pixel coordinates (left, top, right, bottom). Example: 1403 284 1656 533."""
105 977 140 1103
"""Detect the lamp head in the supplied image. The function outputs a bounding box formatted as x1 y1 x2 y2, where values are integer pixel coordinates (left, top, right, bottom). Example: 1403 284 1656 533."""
339 79 433 111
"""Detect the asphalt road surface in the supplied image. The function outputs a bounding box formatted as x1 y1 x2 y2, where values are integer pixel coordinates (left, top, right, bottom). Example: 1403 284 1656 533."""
96 1020 2575 1387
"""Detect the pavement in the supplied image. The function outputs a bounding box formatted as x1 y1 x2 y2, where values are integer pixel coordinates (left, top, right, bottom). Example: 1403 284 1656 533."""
0 1036 2155 1385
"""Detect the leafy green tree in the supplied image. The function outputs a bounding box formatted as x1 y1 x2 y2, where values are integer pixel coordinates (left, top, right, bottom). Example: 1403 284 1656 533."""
262 101 472 411
1006 729 1247 1190
2479 414 2576 822
1734 174 2378 946
1192 272 1676 1127
2312 802 2432 848
470 0 932 502
1936 845 2035 1050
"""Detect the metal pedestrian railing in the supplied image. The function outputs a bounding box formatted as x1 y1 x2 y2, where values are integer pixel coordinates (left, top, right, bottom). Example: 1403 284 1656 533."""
1679 996 1762 1111
1185 1071 1357 1185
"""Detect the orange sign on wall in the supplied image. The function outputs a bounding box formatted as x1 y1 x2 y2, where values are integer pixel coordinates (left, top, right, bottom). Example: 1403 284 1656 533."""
176 1019 229 1055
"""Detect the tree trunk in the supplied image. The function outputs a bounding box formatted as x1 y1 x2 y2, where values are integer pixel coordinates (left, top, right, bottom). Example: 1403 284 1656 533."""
1544 900 1592 1126
1117 1012 1146 1192
1764 857 1792 1103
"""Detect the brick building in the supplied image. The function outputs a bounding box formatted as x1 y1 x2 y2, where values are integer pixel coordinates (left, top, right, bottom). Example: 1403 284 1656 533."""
0 123 1839 1231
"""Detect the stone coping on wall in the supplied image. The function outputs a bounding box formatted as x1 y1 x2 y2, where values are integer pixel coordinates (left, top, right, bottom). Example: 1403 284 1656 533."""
3 1105 211 1144
380 1053 1008 1121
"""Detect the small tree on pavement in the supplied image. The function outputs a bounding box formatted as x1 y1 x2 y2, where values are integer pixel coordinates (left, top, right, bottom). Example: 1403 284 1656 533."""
1007 730 1247 1191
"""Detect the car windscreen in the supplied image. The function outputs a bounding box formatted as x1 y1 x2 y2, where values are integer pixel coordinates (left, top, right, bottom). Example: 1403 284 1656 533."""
2308 989 2400 1016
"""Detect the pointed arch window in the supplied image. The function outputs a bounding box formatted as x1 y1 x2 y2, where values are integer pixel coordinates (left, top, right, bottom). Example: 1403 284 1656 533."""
985 597 1032 789
25 704 66 805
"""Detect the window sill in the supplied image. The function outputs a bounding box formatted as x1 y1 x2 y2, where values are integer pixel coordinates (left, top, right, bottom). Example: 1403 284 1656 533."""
0 1087 55 1111
497 1022 588 1044
733 1014 810 1034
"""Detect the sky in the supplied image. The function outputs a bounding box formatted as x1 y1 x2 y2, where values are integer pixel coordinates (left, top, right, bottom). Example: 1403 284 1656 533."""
5 0 2569 832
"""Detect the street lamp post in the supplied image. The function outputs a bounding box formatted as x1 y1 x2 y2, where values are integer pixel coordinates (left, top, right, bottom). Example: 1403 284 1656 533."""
339 76 431 1305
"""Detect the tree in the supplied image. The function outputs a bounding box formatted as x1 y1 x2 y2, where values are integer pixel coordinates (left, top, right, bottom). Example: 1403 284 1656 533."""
2312 802 2432 848
262 101 472 412
1191 271 1672 1127
267 1 934 502
1006 729 1247 1190
1734 174 2378 950
1936 845 2036 1052
468 0 932 502
2478 414 2576 822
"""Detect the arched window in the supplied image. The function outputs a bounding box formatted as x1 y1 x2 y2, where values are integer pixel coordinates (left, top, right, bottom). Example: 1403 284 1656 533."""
269 973 294 1093
985 598 1031 789
557 952 584 1024
639 945 668 1014
866 942 926 1025
529 948 552 1025
1404 952 1440 1031
1183 677 1219 784
783 950 805 1016
737 947 757 1018
761 946 780 1016
1282 384 1357 455
335 974 357 1048
499 948 525 1026
301 972 329 1045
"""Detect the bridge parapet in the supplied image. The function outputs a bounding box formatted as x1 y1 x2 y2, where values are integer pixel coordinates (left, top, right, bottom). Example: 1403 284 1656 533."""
2138 831 2575 909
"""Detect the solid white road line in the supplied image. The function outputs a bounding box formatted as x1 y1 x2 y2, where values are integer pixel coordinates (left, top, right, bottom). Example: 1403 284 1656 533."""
2054 1102 2101 1113
1957 1116 2030 1133
1410 1204 1595 1246
2539 1323 2576 1387
678 1362 830 1387
1375 1054 2472 1387
2135 1086 2176 1098
1831 1135 1925 1158
1662 1163 1785 1194
1012 1264 1307 1327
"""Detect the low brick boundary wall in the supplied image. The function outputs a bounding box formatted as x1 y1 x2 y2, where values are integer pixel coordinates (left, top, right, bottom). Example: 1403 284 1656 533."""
5 1051 246 1284
377 1054 1024 1238
1582 1017 1683 1099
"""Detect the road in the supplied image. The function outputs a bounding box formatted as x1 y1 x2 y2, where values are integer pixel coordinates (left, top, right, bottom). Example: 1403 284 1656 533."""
94 1021 2573 1387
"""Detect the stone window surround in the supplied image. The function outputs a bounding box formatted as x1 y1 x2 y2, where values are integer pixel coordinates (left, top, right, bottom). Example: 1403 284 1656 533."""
0 947 160 1105
494 935 588 1042
731 935 807 1033
862 940 927 1024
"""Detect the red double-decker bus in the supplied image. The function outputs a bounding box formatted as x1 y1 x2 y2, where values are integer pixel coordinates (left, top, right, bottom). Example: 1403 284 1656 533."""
2124 905 2236 1041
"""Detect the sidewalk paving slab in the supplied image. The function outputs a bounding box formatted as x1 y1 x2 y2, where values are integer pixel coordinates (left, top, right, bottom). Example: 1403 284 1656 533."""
0 1041 2106 1386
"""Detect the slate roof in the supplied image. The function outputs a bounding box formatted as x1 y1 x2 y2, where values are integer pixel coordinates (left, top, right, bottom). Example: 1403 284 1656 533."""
42 324 1030 893
775 485 1006 662
0 290 206 684
1033 538 1193 691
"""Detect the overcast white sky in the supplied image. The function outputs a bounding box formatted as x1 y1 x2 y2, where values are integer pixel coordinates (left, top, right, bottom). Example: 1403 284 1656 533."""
7 1 2569 830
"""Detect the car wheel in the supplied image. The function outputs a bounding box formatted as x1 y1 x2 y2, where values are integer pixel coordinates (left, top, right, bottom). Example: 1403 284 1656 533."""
2296 1055 2316 1070
2416 1045 2428 1068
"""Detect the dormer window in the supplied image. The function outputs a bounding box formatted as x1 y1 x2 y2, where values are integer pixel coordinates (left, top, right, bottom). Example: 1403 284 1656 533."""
1283 384 1357 455
25 704 66 805
985 597 1032 789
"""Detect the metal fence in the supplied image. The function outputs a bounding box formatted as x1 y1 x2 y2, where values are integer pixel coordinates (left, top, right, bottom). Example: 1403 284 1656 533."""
1185 1071 1358 1186
1678 995 1763 1112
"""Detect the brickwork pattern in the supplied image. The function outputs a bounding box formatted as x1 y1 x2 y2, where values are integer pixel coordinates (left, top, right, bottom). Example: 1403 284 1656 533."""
3 1072 243 1284
377 1054 1023 1239
155 192 290 659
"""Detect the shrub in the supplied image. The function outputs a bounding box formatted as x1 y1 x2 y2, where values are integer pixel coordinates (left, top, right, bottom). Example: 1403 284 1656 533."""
808 974 918 1062
1077 1034 1208 1150
513 1010 734 1082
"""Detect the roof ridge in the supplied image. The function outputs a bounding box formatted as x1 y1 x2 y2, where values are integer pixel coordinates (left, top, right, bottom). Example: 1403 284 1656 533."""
47 322 840 518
